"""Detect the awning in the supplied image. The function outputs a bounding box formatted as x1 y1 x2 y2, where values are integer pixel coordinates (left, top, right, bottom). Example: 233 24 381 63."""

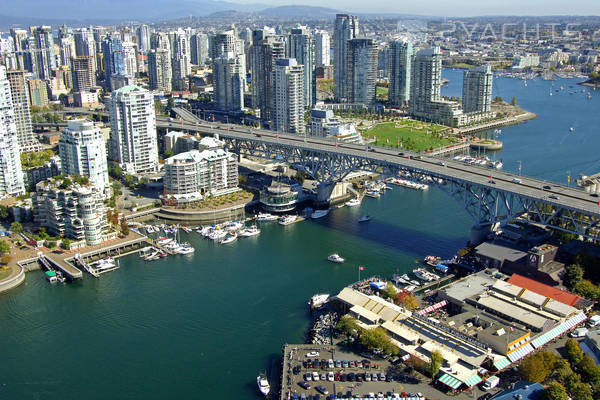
416 300 448 315
370 281 386 290
438 373 462 390
493 357 511 371
563 312 587 330
531 325 565 348
463 374 483 388
508 343 534 362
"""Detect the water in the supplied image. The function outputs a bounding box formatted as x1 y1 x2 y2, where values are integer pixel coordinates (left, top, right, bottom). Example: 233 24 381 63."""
0 73 596 399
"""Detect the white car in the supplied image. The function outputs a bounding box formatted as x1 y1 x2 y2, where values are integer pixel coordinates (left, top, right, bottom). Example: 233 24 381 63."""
305 373 312 381
512 178 522 184
327 372 334 381
312 372 319 381
306 351 319 357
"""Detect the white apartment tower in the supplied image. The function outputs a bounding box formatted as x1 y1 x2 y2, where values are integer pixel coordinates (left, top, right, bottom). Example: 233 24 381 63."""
462 65 493 113
59 119 109 193
272 58 305 134
108 85 159 174
0 66 25 196
315 31 330 67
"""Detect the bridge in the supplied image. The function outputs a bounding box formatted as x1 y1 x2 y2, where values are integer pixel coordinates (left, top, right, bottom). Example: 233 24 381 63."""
32 110 600 241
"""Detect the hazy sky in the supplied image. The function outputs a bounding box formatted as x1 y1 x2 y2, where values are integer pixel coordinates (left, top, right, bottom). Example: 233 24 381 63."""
233 0 600 16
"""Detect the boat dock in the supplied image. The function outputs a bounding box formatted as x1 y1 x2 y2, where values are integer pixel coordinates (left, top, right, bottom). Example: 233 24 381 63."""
39 253 83 280
413 273 455 295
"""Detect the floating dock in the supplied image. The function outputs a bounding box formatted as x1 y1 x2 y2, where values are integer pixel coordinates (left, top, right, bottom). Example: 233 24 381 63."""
39 253 83 280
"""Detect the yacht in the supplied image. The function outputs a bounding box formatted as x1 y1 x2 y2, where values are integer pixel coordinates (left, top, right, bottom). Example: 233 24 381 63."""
410 280 421 286
278 215 297 225
358 215 371 222
239 225 260 237
414 268 438 282
224 221 244 232
256 213 278 221
208 230 227 241
178 245 195 255
308 293 330 309
365 190 380 199
400 274 411 281
327 254 345 263
311 209 329 219
90 258 117 272
257 373 270 396
345 198 361 207
220 233 238 244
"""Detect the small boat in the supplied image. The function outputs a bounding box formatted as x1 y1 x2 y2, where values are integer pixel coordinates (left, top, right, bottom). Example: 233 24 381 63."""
278 215 297 225
570 127 574 132
220 233 237 244
178 245 195 255
181 226 192 233
311 209 329 219
358 215 371 222
223 221 244 232
208 230 227 241
257 373 270 396
327 253 345 263
345 198 361 207
308 293 330 309
239 225 261 237
256 213 278 221
365 190 380 199
45 270 58 283
410 280 421 286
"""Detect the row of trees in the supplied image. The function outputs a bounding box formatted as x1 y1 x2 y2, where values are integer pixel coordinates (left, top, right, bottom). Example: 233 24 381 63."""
336 315 398 357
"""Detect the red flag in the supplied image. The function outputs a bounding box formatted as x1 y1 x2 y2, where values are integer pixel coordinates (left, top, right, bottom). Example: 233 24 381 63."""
276 133 279 139
359 266 365 271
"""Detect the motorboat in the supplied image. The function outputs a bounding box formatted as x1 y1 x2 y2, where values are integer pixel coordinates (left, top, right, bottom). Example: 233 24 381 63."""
257 373 270 396
327 254 345 263
400 274 410 281
208 230 227 241
90 258 117 272
414 268 439 282
223 221 244 232
365 190 380 198
345 198 361 207
256 213 278 221
220 233 238 244
45 270 58 283
308 293 330 309
239 225 260 237
410 280 421 286
311 209 329 219
178 245 195 255
358 215 371 222
278 215 297 225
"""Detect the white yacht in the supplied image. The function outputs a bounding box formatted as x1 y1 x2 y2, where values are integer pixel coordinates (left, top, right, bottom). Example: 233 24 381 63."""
345 198 361 207
90 258 117 272
239 225 260 237
257 373 270 396
278 215 297 225
308 293 330 309
220 233 238 244
223 221 244 232
311 209 329 219
178 245 195 255
256 213 278 221
327 254 345 263
358 215 371 222
208 230 227 241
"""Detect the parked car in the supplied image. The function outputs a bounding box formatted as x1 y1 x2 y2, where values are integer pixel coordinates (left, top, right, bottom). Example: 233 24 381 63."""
305 373 312 381
315 385 329 395
570 327 589 338
328 372 334 381
312 372 319 381
298 381 311 390
306 351 319 357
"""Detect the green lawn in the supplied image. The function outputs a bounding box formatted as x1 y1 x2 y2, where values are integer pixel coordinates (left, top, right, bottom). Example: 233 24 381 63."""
450 63 476 69
376 85 389 100
361 121 456 152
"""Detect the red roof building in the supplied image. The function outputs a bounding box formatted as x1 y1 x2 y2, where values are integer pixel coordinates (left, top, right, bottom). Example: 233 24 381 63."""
507 273 582 306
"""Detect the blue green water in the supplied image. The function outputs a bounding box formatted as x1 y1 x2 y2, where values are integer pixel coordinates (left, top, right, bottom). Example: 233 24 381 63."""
0 72 598 399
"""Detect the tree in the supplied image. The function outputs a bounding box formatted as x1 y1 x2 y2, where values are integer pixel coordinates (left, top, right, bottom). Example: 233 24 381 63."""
565 379 593 400
0 241 10 255
566 338 584 364
381 282 397 300
108 164 123 179
543 381 569 400
61 239 71 250
167 97 175 110
10 222 22 235
565 264 584 289
59 177 72 190
395 290 418 310
511 96 518 106
359 327 398 356
518 351 557 383
336 315 361 338
120 218 130 236
0 205 9 219
125 174 135 188
163 149 174 159
47 241 56 249
574 280 600 302
427 350 443 378
578 355 600 384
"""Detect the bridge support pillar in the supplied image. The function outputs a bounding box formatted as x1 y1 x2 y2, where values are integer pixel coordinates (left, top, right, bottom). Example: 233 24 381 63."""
470 223 493 246
316 182 336 206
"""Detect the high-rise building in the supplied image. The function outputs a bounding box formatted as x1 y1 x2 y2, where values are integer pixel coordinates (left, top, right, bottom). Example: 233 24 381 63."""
462 65 493 114
333 14 359 102
272 58 305 134
191 33 209 65
288 27 315 108
345 38 377 105
388 40 414 106
314 31 330 67
102 35 136 89
31 26 56 80
71 56 96 91
5 69 38 152
410 47 465 127
136 25 151 53
59 35 76 67
108 85 159 174
147 49 172 91
59 119 109 193
151 32 171 53
10 29 28 52
74 28 97 75
250 30 285 124
26 79 49 107
171 29 191 91
213 52 245 111
210 31 237 60
0 66 26 196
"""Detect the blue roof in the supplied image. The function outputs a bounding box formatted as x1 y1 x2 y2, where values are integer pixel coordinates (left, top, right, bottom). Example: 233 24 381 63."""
492 381 544 400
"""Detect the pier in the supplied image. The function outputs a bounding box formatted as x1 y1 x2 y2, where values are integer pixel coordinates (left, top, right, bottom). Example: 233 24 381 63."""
39 253 83 280
414 273 455 295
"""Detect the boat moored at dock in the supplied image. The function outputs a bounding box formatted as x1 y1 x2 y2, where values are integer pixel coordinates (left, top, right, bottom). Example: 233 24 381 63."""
256 373 270 396
308 293 330 309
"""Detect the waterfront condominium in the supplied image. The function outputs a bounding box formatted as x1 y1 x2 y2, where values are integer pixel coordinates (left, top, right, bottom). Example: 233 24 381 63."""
272 58 305 134
288 27 316 108
388 40 414 107
58 119 110 193
314 30 330 67
345 38 377 105
462 65 493 114
333 14 359 102
0 66 26 196
108 85 159 174
33 179 111 246
213 52 245 111
5 69 40 152
163 148 239 205
250 30 285 124
148 49 172 91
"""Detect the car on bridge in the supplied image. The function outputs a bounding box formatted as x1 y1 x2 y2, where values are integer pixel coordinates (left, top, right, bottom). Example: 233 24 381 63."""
543 185 552 190
549 195 560 200
512 178 522 184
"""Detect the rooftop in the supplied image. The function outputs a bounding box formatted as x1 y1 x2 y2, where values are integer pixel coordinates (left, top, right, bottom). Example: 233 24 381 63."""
492 381 544 400
508 273 582 306
475 241 527 263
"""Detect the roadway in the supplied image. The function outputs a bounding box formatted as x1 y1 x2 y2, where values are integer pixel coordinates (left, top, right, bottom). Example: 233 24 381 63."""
156 117 600 218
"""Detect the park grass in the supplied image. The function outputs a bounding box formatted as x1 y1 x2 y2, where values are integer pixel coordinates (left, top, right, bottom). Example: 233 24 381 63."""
360 121 457 152
0 267 12 280
376 85 389 100
449 62 476 69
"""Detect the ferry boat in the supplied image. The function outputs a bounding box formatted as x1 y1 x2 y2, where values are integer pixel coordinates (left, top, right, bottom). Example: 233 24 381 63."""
358 215 371 222
311 209 329 219
345 198 361 207
327 254 345 263
278 215 297 225
308 293 330 309
239 225 260 237
220 233 238 244
256 213 278 222
257 373 270 396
